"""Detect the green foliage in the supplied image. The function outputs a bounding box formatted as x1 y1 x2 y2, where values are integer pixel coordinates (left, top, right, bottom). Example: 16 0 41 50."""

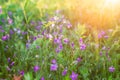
0 0 120 80
24 72 33 80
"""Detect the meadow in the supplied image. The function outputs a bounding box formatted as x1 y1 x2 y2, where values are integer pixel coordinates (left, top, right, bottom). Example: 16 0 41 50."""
0 0 120 80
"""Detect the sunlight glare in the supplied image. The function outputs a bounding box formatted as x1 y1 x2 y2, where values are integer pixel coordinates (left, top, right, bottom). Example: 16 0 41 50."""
104 0 120 6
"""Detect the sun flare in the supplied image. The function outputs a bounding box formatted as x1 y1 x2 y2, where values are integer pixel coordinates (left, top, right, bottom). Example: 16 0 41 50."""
105 0 119 4
104 0 120 7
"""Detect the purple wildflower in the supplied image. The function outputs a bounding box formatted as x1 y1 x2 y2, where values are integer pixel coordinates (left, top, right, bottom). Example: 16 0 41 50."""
79 38 83 44
63 38 69 44
0 6 2 14
9 29 14 34
33 36 37 41
2 35 9 41
0 10 2 14
22 31 27 35
55 43 63 53
53 32 58 36
50 17 55 21
80 44 86 50
102 46 106 50
35 26 41 31
27 40 31 43
98 31 106 39
42 30 46 35
0 26 2 29
41 77 45 80
55 10 61 14
38 21 43 25
71 42 74 49
8 11 12 16
10 62 15 66
106 52 108 57
56 48 61 53
109 66 115 72
0 29 4 33
20 70 24 76
101 31 105 35
37 35 43 38
50 64 58 71
62 69 67 76
8 18 13 24
59 26 63 33
34 65 40 72
1 18 5 23
30 21 36 26
46 34 53 40
51 59 56 64
7 66 11 71
58 34 63 39
98 34 102 38
17 29 21 34
70 72 78 80
8 57 11 62
107 47 110 51
99 51 102 56
59 43 63 50
77 57 82 62
67 23 72 28
104 35 109 39
54 38 61 44
36 46 40 49
26 43 30 48
53 16 58 21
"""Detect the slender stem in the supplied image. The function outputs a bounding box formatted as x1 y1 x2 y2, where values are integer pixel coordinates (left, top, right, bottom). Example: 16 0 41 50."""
21 0 29 41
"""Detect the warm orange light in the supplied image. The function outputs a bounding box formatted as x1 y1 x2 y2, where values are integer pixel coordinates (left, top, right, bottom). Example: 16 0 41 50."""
63 0 120 29
104 0 120 7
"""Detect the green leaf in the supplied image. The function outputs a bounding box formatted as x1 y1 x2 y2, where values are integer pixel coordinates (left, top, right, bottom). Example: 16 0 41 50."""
108 76 112 80
65 75 70 80
24 72 33 80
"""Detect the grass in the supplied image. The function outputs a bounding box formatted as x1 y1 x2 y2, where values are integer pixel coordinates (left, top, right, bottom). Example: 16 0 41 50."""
0 0 120 80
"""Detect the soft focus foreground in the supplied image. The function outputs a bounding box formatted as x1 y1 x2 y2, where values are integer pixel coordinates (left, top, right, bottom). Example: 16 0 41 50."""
0 0 120 80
